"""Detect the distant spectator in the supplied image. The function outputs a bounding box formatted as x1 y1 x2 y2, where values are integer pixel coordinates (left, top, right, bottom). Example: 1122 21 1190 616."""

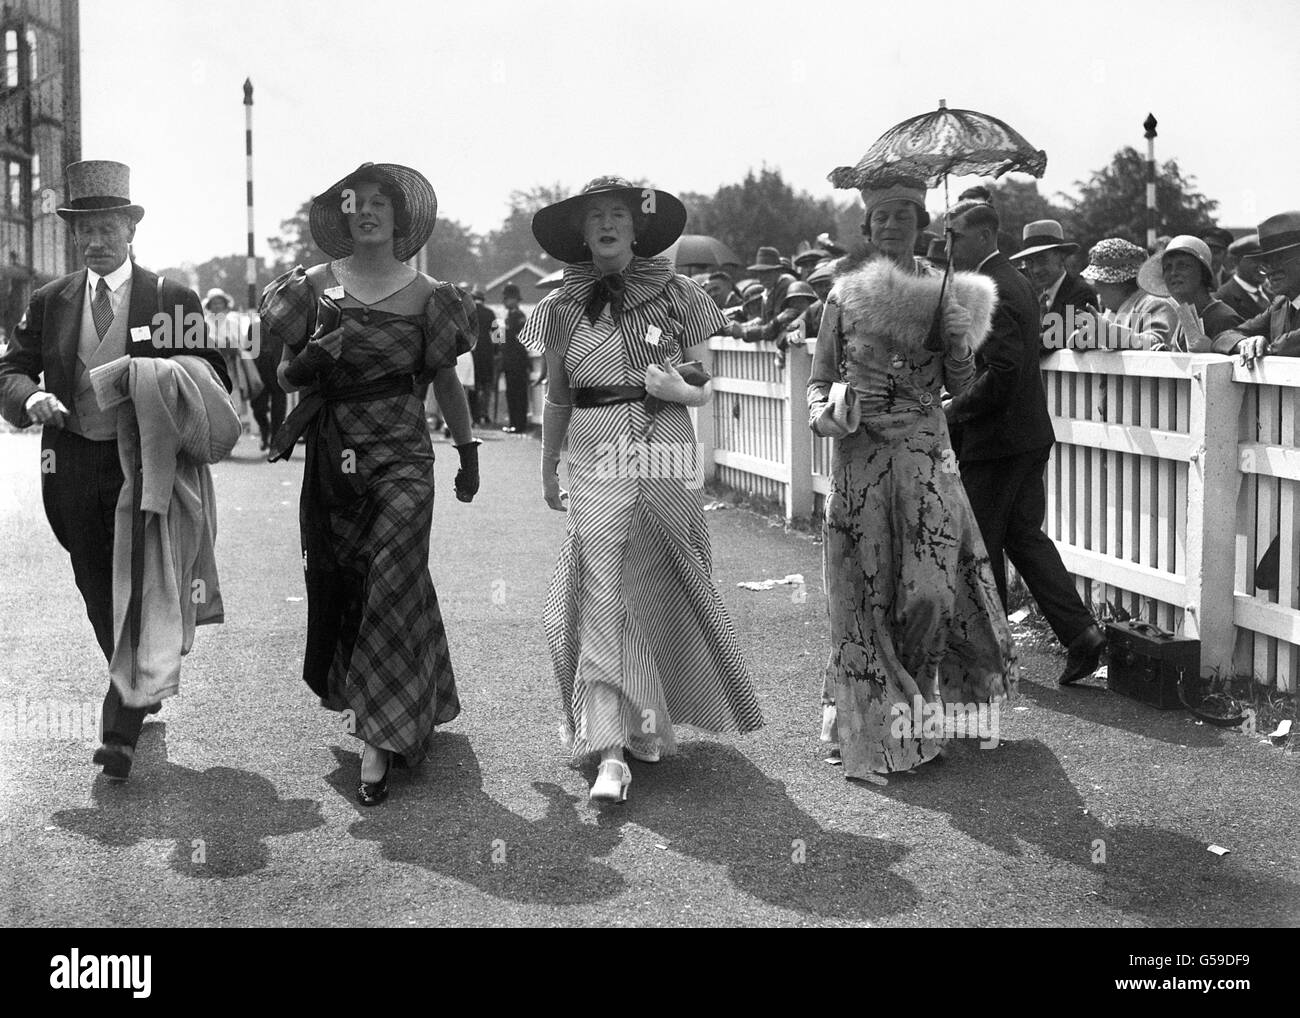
703 271 735 309
1216 234 1271 320
925 236 948 268
470 287 497 424
1136 235 1242 351
1067 238 1176 351
499 282 531 432
1215 211 1300 363
957 184 993 204
1011 220 1097 352
807 260 836 302
793 246 828 280
1200 227 1235 288
746 246 797 324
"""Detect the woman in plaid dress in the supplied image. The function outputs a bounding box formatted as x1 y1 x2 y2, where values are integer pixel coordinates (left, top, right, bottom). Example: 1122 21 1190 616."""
261 163 481 806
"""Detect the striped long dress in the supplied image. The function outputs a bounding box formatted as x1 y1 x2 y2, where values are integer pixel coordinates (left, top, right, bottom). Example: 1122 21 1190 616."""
525 259 763 759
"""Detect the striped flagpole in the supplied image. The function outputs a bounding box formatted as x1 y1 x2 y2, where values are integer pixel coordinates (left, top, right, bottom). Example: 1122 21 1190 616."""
244 78 256 311
1143 113 1158 250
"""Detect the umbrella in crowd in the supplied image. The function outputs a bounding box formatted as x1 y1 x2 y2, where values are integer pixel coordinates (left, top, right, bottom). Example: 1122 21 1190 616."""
661 234 743 273
535 268 564 292
828 99 1047 205
828 99 1048 350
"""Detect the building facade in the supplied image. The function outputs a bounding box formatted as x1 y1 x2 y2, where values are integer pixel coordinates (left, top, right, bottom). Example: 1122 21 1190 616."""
0 0 79 338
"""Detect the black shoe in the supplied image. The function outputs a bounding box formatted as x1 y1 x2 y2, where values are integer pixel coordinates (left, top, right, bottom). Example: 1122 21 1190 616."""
1060 624 1106 686
93 742 135 781
357 751 391 806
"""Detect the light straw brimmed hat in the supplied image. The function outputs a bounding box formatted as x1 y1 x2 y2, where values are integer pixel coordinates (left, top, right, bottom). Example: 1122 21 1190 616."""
1080 238 1148 284
309 162 437 262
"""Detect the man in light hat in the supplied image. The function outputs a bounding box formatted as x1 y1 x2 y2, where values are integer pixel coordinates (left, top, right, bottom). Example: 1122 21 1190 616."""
1011 220 1097 353
746 245 797 325
0 160 232 781
1214 211 1300 363
1215 234 1271 321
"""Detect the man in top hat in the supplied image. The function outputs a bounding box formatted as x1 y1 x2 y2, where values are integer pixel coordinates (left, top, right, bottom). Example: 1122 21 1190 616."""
943 198 1107 687
1201 227 1235 289
0 160 232 781
746 246 797 325
1214 211 1300 363
1011 220 1097 354
469 287 498 424
1215 234 1271 321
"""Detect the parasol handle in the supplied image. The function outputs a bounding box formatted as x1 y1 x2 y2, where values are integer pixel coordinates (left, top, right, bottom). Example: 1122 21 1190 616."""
923 263 952 352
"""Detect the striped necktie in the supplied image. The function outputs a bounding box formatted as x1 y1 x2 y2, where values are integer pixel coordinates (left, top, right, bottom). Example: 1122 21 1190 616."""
92 277 114 341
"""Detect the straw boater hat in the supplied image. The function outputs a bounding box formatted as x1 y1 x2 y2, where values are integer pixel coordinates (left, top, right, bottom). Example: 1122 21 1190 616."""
1080 238 1148 285
309 162 438 263
1256 211 1300 261
1012 220 1078 262
531 175 687 265
56 160 145 223
1137 235 1214 297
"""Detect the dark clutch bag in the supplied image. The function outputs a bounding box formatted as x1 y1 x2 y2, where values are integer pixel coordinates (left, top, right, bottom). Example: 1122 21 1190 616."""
311 294 342 340
646 360 712 414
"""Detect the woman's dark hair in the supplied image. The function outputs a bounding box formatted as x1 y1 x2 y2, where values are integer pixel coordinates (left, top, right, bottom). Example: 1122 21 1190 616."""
330 167 410 238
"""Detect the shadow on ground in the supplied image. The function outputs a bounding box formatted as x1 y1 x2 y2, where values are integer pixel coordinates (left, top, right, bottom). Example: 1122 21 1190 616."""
51 723 325 878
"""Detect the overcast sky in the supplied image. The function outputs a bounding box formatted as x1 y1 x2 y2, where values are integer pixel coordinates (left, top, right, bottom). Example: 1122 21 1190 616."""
81 0 1300 270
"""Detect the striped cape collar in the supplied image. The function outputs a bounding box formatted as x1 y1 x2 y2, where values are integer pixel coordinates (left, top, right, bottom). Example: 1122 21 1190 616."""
556 257 676 314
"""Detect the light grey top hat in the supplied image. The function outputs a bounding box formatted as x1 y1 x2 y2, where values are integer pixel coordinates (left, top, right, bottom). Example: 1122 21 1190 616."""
56 160 145 222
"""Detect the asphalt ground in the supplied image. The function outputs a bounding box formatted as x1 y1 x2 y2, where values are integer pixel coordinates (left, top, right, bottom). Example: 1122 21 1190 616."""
1 425 1297 928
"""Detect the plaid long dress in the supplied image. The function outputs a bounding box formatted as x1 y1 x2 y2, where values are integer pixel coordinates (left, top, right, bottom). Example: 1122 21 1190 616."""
261 265 473 765
523 259 764 760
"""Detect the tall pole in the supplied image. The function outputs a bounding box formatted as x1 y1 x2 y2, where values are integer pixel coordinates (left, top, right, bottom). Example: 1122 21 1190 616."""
244 78 256 312
1144 113 1158 251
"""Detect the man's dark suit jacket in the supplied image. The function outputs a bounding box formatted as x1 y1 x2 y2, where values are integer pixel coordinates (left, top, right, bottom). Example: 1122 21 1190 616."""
1215 276 1269 323
0 262 231 430
946 250 1055 461
1049 272 1097 322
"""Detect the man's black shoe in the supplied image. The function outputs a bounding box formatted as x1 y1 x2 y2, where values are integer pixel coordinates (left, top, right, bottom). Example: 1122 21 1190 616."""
93 742 135 781
1060 624 1106 686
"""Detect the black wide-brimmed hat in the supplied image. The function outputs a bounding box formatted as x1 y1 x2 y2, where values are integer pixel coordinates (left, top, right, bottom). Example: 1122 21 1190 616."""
531 175 687 264
57 160 145 223
309 162 437 262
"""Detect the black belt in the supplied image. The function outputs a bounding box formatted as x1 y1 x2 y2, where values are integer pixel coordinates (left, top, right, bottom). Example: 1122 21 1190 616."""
572 385 646 408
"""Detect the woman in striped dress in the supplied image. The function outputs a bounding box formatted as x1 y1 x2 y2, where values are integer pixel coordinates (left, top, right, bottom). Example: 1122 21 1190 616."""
261 163 481 806
524 176 763 803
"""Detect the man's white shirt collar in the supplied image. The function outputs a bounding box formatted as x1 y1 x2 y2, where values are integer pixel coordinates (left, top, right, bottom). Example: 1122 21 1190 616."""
87 259 133 296
1043 270 1067 308
976 251 999 273
1232 273 1260 296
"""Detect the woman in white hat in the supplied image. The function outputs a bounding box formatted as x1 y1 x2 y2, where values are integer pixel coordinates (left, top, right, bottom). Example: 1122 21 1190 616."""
1136 236 1242 352
809 181 1014 784
259 162 481 806
524 175 763 804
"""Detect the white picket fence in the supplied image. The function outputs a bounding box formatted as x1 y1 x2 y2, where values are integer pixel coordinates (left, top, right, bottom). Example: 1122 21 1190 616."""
695 337 1299 694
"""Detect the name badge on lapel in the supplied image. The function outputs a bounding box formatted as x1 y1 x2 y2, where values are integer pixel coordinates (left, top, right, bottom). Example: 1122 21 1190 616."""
129 325 153 345
644 324 662 346
323 285 345 301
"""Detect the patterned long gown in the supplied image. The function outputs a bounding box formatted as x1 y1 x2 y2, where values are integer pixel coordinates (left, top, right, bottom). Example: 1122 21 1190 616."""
261 265 470 765
528 263 764 760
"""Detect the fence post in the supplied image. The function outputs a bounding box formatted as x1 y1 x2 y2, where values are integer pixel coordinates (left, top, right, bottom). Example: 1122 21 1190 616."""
1184 358 1242 678
695 340 717 485
785 342 814 523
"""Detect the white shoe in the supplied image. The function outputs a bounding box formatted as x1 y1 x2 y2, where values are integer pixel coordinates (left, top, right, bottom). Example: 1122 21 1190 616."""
589 759 631 803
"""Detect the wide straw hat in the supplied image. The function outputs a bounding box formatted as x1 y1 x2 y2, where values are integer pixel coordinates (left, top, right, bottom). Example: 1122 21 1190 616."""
309 162 437 263
1080 238 1148 285
57 160 145 223
1137 235 1214 297
531 175 687 264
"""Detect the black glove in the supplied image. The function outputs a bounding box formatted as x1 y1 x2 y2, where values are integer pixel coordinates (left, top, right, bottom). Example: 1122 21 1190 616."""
282 341 337 386
454 440 481 503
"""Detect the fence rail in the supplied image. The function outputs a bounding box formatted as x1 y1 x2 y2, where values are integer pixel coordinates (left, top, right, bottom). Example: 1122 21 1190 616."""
696 338 1299 694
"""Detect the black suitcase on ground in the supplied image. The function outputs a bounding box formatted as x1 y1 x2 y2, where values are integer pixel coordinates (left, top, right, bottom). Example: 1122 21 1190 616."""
1104 620 1200 710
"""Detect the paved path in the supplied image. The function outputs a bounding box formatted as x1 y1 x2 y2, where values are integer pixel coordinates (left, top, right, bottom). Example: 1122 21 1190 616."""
1 426 1296 927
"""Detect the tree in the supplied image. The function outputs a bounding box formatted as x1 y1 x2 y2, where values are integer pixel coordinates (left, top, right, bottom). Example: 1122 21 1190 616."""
681 168 849 267
267 198 326 271
422 217 482 286
189 254 281 307
478 184 568 283
1060 147 1220 255
982 178 1072 250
